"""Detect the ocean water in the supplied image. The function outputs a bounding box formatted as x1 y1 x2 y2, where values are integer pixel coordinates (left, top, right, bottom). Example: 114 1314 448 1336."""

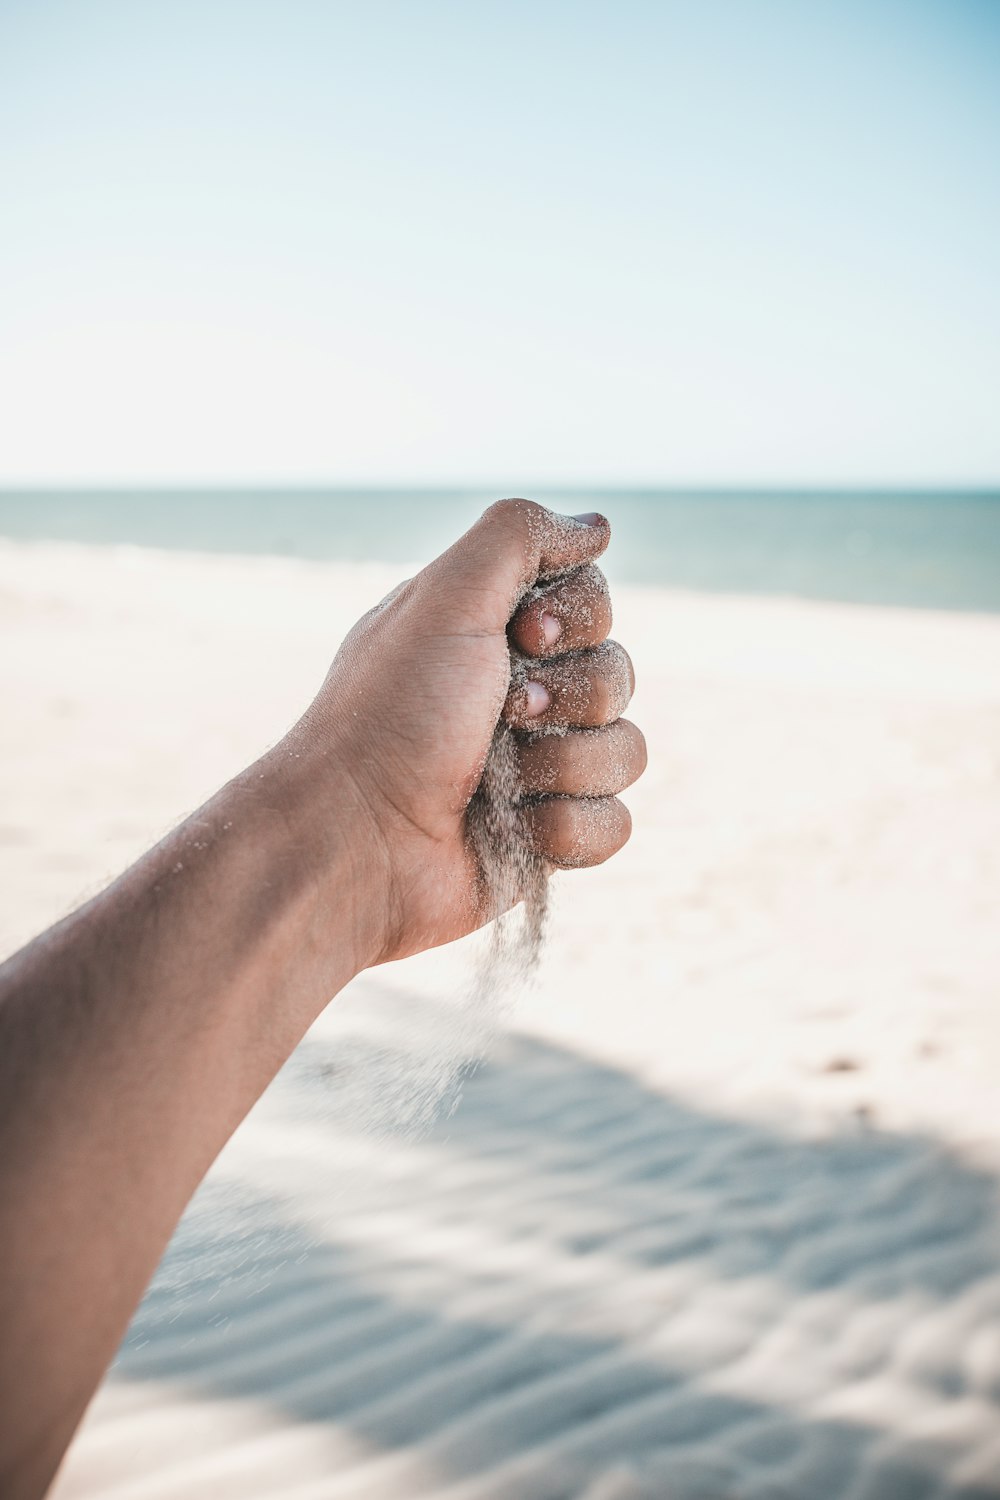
1 490 998 612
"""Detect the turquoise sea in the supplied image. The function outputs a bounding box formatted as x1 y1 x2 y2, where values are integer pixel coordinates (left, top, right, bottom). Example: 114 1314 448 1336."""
1 490 998 613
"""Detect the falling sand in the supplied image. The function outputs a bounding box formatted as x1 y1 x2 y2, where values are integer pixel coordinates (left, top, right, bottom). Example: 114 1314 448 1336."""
368 664 556 1137
457 546 632 1112
323 560 616 1141
305 674 554 1141
290 529 625 1143
466 712 551 1000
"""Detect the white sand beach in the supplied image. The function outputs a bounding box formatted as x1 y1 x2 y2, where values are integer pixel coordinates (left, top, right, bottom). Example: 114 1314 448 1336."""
3 537 1000 1499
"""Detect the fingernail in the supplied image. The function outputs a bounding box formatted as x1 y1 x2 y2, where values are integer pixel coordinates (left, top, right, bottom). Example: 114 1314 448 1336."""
523 681 550 716
540 611 562 647
571 511 605 527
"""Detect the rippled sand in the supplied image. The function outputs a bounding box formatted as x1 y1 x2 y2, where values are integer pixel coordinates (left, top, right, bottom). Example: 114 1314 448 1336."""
2 538 999 1498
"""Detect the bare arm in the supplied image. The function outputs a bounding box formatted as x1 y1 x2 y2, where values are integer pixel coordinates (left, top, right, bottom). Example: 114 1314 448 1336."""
0 501 646 1498
0 757 380 1497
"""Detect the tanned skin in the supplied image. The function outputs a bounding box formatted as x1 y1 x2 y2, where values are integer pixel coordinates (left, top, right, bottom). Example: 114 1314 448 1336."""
0 500 646 1499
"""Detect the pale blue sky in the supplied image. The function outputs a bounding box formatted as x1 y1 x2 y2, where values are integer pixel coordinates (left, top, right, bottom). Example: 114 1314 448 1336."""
1 0 998 485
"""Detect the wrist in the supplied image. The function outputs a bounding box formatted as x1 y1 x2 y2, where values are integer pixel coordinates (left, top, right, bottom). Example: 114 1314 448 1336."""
244 738 395 985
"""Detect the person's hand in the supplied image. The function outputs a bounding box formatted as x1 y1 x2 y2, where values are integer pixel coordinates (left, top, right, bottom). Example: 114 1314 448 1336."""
0 500 644 1500
284 500 646 966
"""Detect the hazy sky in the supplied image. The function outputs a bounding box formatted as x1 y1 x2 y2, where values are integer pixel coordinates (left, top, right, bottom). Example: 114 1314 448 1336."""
1 0 998 485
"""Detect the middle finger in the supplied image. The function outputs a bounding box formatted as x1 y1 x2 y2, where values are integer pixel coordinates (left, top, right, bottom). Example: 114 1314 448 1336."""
503 640 635 730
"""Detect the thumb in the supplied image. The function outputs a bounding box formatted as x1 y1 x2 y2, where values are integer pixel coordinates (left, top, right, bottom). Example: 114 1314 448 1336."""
422 499 610 633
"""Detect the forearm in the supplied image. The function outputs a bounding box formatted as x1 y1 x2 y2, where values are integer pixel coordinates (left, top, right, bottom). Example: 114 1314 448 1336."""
0 501 636 1499
0 749 374 1499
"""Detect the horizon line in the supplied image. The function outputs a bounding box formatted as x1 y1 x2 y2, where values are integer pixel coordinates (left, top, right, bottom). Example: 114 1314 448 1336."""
2 482 999 496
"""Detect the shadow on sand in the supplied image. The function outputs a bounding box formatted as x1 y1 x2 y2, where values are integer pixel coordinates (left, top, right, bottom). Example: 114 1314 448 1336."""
111 1021 1000 1500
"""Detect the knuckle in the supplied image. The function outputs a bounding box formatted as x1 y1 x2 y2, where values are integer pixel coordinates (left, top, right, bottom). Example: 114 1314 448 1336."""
627 657 637 697
632 726 648 775
606 641 635 710
554 565 612 631
578 797 630 866
483 498 549 586
484 496 545 531
619 717 647 769
484 497 516 521
594 592 614 635
613 638 635 681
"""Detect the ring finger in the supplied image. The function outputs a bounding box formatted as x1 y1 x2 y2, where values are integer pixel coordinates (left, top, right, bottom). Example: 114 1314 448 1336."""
516 719 647 797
